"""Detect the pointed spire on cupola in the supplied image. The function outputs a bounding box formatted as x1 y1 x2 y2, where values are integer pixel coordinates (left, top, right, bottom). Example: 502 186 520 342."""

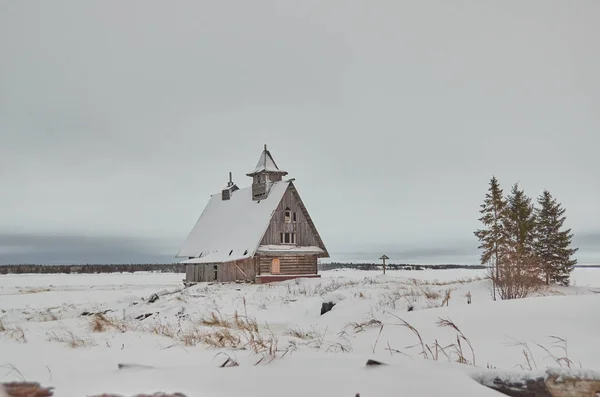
246 144 288 177
247 144 288 201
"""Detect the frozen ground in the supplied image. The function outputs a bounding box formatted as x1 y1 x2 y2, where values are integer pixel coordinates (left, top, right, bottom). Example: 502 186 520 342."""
1 268 600 396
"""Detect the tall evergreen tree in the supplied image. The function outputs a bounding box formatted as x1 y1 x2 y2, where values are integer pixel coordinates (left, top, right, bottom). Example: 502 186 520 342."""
474 176 507 299
534 190 578 286
503 183 537 263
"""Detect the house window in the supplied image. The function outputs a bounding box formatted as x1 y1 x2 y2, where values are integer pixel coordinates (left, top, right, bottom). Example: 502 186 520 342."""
280 232 296 244
292 212 297 223
284 208 292 223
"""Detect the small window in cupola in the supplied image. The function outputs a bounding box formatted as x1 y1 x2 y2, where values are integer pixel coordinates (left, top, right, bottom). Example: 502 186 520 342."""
284 208 292 223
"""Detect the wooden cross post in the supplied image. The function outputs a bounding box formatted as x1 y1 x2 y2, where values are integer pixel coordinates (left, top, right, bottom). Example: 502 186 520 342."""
379 254 389 275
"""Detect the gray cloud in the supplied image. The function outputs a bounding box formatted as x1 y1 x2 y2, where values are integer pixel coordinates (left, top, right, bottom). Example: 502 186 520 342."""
0 233 176 264
1 1 599 264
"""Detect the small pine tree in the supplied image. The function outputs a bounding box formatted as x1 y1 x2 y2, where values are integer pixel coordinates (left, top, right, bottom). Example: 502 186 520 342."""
534 190 578 286
474 176 507 299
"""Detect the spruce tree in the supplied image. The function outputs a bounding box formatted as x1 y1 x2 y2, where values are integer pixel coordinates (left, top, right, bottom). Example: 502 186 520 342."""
474 176 507 299
534 190 578 286
503 183 537 262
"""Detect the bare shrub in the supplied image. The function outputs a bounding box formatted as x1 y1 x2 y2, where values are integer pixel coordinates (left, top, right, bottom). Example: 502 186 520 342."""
421 288 441 300
494 253 544 300
0 320 5 332
47 329 95 348
5 326 27 343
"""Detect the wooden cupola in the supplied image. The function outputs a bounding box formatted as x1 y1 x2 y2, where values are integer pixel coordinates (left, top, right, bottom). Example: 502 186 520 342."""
246 144 288 201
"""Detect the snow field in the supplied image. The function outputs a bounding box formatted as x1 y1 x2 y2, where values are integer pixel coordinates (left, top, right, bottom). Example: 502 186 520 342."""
1 268 600 396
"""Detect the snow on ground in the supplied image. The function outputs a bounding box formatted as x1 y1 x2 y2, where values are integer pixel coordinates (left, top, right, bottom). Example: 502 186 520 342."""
1 268 600 396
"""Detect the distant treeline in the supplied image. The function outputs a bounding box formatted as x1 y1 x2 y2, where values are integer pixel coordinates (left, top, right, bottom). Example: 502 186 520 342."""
0 263 186 275
13 261 594 275
317 262 486 271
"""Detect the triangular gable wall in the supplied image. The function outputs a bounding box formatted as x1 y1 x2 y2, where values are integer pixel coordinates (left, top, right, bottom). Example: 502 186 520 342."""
259 182 329 257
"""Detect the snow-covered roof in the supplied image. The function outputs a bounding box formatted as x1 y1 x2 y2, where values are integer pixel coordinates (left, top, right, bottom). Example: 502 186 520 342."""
256 245 325 255
247 146 288 176
176 180 290 262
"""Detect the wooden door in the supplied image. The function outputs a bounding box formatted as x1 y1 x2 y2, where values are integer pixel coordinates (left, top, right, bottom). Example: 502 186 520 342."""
271 258 280 274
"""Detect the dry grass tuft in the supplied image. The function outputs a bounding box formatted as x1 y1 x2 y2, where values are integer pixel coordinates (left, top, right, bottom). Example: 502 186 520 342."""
182 311 293 365
5 326 27 343
0 320 5 332
507 335 580 370
286 327 319 340
344 319 383 334
46 329 96 348
436 317 475 365
88 313 129 333
198 311 259 334
18 287 52 294
389 314 428 359
534 336 576 369
387 314 476 365
507 337 538 371
214 352 239 368
146 321 178 339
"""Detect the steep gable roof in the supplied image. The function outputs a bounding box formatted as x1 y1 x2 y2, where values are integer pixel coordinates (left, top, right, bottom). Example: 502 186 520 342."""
288 181 329 258
177 181 290 263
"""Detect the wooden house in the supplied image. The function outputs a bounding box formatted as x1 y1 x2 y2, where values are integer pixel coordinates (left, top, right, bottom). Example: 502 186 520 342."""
177 145 329 283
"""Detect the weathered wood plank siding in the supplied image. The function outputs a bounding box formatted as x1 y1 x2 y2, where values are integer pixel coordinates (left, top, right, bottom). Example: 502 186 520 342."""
260 187 321 247
258 255 317 275
186 258 258 283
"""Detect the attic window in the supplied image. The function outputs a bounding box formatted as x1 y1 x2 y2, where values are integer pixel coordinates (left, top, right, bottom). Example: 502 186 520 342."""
292 212 297 223
280 232 296 244
284 208 292 223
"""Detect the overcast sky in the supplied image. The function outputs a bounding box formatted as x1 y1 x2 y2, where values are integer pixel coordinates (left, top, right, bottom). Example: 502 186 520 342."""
1 1 599 265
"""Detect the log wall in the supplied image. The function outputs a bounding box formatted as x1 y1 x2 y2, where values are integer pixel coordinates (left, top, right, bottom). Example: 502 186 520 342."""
185 258 258 283
258 255 317 275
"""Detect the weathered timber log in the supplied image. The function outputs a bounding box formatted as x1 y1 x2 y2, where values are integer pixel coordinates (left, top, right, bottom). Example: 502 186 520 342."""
475 368 600 397
484 375 551 397
1 382 54 397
